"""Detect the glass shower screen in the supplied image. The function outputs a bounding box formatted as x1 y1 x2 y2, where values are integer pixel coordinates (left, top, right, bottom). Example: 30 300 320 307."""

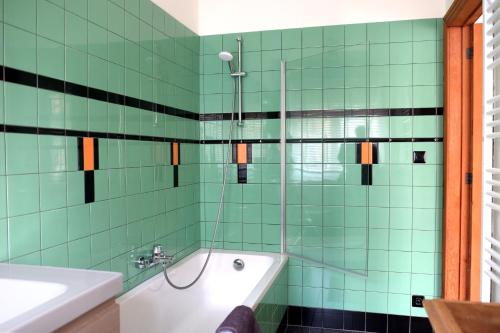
281 45 371 277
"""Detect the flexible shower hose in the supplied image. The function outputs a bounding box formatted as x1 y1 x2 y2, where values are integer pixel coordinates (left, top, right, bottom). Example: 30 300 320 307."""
163 79 237 290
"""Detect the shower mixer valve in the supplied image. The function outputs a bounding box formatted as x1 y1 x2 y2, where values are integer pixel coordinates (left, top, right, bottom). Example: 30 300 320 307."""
134 245 174 269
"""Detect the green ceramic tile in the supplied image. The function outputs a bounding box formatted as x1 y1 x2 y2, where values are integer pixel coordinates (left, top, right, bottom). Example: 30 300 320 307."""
5 133 38 174
389 186 412 208
4 25 36 72
68 204 90 241
413 19 437 41
65 0 88 18
390 21 412 43
88 0 108 27
390 116 412 138
413 63 437 86
66 171 84 206
40 173 67 211
4 0 36 32
413 41 437 63
345 24 366 45
390 86 412 108
368 22 390 44
0 219 7 261
8 213 40 258
262 30 281 50
413 86 438 108
302 27 323 48
68 236 91 268
41 208 68 249
38 0 64 43
390 42 412 64
66 47 88 85
66 11 88 52
42 244 68 267
38 37 65 80
65 95 88 131
324 25 344 46
4 83 37 127
91 230 110 265
108 2 125 36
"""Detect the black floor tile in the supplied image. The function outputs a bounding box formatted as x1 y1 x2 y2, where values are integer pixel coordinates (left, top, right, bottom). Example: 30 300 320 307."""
288 306 302 326
343 310 366 331
410 316 432 333
323 309 344 329
366 312 388 333
388 314 410 333
302 307 323 327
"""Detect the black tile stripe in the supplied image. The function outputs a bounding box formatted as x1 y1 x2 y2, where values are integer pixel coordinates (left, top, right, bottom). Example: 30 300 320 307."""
372 142 379 164
0 66 200 121
0 123 199 144
4 67 37 87
362 164 373 185
201 108 443 121
247 144 252 164
77 137 84 171
232 143 237 163
237 164 247 184
84 170 95 204
173 165 179 187
199 111 280 121
94 138 99 170
285 306 431 333
356 143 362 164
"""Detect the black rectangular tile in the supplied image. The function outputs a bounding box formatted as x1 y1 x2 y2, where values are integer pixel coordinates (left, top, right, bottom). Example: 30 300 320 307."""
84 170 95 204
88 87 108 102
38 75 65 93
4 124 38 134
288 306 302 326
302 307 323 327
237 164 247 184
173 165 179 187
361 164 372 186
343 310 365 331
410 317 432 333
4 67 37 87
388 315 409 333
93 138 99 170
65 81 87 97
323 309 343 330
366 312 387 333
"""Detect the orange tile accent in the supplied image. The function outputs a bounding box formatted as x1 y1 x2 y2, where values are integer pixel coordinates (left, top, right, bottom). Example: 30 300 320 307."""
83 137 94 171
237 144 247 164
361 142 372 165
172 142 179 166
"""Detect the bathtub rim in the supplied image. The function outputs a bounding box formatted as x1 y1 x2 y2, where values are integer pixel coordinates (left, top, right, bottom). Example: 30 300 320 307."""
116 248 288 311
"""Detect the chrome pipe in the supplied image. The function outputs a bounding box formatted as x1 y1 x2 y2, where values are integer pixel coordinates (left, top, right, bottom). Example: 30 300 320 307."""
237 36 244 126
280 60 287 254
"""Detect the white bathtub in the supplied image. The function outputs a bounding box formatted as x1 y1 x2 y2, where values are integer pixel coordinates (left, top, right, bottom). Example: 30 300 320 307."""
117 249 287 333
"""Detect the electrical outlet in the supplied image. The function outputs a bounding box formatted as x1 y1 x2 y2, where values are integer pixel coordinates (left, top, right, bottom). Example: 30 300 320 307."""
412 295 425 307
413 151 426 164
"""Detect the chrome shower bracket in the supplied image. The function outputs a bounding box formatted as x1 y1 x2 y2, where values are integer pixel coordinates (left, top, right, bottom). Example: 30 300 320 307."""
235 35 245 127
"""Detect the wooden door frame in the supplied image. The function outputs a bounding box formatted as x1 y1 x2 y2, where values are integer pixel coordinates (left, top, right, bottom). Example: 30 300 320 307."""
443 0 482 301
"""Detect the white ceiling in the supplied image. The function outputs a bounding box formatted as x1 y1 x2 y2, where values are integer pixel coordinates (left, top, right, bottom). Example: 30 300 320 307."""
153 0 448 36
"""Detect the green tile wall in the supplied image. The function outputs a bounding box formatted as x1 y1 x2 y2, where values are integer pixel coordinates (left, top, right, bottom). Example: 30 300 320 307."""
0 0 201 292
255 265 288 333
200 18 443 318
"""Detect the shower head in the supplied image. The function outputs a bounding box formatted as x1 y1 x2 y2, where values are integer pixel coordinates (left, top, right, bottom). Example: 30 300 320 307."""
218 51 234 62
218 51 235 74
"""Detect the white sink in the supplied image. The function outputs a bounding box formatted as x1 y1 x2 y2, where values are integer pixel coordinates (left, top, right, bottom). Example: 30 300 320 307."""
0 264 122 333
0 278 68 325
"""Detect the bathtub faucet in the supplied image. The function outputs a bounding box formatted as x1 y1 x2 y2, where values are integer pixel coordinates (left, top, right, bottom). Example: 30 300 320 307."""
134 245 174 269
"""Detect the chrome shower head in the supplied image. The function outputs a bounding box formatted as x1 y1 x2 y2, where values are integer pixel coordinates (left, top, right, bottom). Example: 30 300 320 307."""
218 51 235 73
218 51 234 62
